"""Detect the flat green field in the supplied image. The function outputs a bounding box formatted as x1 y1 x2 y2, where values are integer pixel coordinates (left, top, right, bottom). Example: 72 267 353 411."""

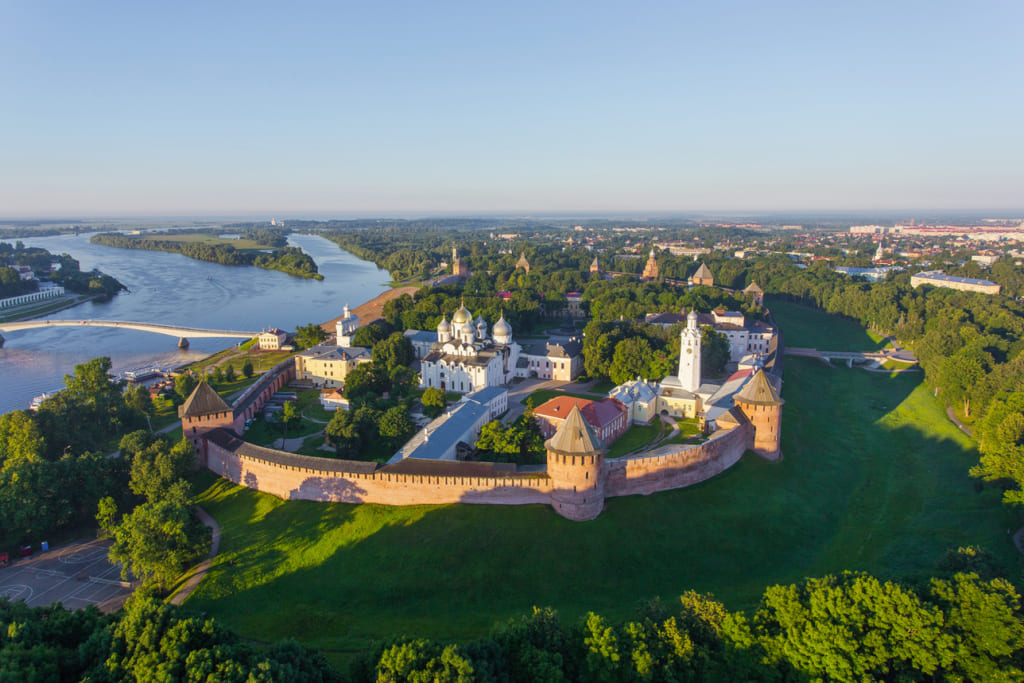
769 297 890 351
144 233 267 251
187 343 1021 664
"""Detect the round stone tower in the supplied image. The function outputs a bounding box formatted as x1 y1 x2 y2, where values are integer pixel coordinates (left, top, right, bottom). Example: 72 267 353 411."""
733 368 784 461
545 404 606 521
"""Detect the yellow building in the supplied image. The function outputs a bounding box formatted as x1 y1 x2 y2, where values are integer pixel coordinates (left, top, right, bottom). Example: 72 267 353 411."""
294 344 371 388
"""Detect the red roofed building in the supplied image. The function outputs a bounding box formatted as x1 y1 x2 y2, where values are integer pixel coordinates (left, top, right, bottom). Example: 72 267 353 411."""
533 395 629 445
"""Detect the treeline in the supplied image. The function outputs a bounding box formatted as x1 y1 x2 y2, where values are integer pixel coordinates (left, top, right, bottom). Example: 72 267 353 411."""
0 242 125 299
700 253 1024 509
583 318 731 383
0 359 187 555
90 231 321 280
0 597 339 682
5 558 1022 682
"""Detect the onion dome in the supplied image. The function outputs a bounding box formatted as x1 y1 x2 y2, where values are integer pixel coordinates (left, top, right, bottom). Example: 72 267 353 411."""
437 315 451 332
452 300 472 325
493 314 512 338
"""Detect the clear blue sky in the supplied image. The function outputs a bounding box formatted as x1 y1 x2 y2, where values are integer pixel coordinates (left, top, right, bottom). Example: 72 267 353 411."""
2 1 1021 216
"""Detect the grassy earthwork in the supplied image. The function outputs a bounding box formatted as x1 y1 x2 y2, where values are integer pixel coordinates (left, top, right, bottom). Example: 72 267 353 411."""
768 297 891 351
184 302 1021 667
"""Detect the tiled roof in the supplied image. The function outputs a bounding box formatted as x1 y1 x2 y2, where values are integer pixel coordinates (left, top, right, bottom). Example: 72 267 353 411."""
693 262 713 279
204 428 378 474
178 381 232 418
545 404 603 456
535 396 625 430
734 369 784 407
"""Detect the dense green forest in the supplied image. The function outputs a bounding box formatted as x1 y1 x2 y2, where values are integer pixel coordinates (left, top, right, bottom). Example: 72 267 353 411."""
90 229 322 280
5 560 1022 682
0 358 208 590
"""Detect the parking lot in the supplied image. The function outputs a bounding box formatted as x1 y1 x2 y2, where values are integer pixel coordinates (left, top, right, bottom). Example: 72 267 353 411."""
0 538 134 613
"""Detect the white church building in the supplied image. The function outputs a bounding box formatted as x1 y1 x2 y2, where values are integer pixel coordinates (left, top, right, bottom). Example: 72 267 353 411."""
418 301 521 394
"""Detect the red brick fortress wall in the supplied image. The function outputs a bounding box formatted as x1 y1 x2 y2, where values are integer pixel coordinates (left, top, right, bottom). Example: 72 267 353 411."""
204 442 555 506
604 423 750 498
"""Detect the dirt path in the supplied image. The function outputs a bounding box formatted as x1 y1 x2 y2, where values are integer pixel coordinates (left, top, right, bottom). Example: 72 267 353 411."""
168 506 220 606
946 407 974 437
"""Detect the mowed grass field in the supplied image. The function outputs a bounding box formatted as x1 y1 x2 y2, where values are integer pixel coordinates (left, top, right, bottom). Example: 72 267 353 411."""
143 232 268 251
769 296 890 351
185 304 1022 663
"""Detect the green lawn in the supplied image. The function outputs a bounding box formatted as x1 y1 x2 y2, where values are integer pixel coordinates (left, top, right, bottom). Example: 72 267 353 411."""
243 415 322 447
605 422 662 458
769 297 890 351
186 354 1021 666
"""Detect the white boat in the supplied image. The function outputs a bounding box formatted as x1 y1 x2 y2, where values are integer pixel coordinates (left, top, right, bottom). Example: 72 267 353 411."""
29 392 53 411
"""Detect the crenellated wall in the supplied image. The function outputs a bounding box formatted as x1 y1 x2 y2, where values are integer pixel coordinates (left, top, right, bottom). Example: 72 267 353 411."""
202 420 751 518
205 440 555 506
604 423 749 498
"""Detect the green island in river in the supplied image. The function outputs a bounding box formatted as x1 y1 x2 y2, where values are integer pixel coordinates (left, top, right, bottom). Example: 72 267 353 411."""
90 228 322 280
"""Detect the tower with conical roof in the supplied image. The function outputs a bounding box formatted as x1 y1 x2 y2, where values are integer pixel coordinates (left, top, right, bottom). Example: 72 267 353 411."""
179 380 236 462
733 368 784 460
690 262 714 287
516 252 531 273
545 404 606 521
742 282 764 308
590 256 601 275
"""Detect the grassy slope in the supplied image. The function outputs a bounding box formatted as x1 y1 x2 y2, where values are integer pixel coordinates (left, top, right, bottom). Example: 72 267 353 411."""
769 297 889 351
185 302 1021 661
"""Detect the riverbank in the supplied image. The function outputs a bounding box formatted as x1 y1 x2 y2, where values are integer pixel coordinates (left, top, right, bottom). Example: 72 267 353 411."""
0 293 99 323
319 285 419 333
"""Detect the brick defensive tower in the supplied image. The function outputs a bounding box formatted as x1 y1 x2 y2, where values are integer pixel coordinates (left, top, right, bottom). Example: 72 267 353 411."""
733 369 784 461
545 404 606 521
179 381 236 464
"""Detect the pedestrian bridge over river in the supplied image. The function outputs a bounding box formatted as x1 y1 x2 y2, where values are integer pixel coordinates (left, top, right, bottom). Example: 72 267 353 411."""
0 319 260 348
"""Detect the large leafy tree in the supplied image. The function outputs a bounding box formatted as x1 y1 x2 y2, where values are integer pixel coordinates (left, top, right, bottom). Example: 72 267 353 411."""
421 387 446 418
108 481 210 593
379 405 416 448
0 410 44 471
295 322 327 349
373 332 415 372
127 435 196 502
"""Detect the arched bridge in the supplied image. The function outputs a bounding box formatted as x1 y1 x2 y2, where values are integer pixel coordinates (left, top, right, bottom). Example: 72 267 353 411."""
0 319 260 348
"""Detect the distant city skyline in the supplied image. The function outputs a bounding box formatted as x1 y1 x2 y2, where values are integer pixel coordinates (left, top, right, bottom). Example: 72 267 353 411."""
2 1 1022 216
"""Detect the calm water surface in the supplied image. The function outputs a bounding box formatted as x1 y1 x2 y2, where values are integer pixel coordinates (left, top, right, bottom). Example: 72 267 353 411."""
0 233 390 414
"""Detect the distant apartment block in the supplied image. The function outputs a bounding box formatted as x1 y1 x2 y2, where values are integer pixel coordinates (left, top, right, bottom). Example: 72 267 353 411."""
910 271 1001 295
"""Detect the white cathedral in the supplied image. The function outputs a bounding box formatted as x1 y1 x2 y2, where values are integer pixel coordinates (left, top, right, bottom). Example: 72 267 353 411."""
335 303 360 347
419 301 521 394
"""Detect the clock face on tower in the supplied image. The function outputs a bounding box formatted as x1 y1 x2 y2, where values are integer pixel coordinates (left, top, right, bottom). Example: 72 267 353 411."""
686 348 692 354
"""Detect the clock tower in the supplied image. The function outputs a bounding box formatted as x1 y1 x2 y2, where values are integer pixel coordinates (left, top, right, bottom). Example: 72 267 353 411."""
677 309 702 392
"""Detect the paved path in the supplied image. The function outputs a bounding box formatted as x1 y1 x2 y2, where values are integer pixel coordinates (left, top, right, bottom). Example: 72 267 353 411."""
946 407 974 437
0 538 133 613
274 429 324 451
501 378 603 423
168 506 220 606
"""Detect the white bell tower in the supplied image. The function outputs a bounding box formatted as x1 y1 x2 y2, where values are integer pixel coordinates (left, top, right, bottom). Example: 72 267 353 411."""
678 309 702 392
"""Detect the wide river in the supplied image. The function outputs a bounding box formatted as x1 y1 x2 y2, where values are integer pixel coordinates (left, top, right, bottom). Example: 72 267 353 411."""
0 233 391 414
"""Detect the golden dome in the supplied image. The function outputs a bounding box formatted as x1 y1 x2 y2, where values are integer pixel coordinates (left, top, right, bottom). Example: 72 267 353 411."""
452 300 472 324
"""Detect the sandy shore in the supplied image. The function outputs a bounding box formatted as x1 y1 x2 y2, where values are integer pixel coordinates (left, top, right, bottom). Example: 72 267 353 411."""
320 285 420 332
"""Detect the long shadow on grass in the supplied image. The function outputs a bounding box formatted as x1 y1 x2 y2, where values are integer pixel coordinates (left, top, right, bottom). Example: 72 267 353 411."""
186 358 1017 653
